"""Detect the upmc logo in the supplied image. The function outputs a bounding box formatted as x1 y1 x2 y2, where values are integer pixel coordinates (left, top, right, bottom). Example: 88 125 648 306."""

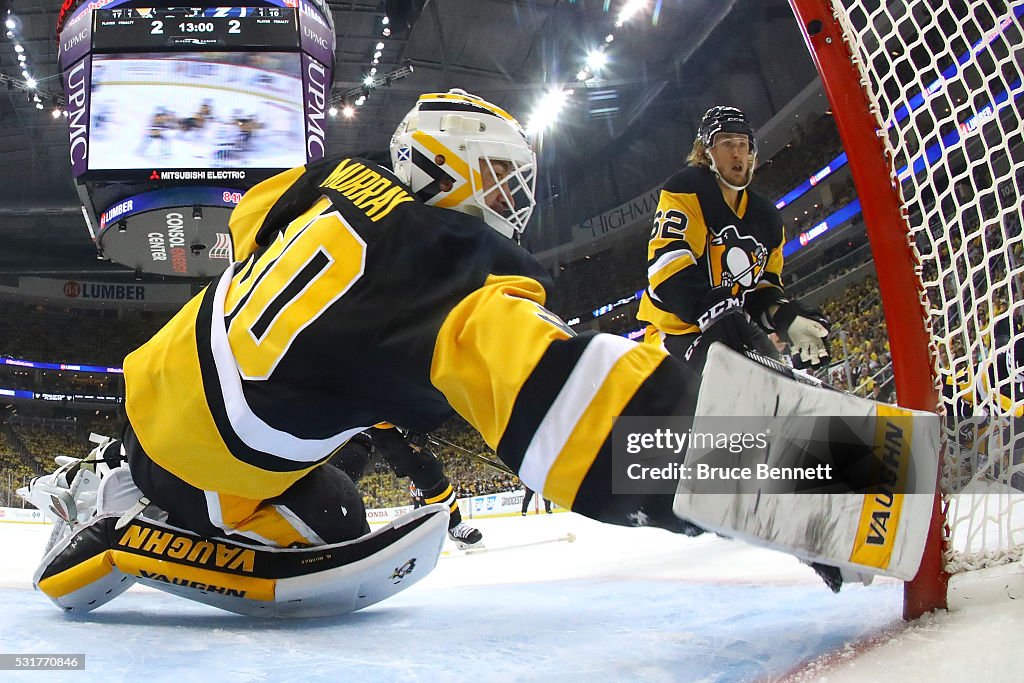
64 281 81 297
64 56 90 175
304 55 327 161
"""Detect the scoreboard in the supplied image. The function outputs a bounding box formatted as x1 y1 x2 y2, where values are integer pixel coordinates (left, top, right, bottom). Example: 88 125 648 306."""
91 7 299 51
56 1 337 278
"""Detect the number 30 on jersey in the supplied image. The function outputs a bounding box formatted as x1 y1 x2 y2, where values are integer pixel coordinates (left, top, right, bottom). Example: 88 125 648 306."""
225 202 367 380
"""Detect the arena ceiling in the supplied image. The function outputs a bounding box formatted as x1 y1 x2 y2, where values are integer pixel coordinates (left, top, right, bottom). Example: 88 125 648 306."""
0 0 809 280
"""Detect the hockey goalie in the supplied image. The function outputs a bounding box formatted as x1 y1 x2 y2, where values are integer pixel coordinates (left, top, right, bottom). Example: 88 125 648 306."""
18 89 938 618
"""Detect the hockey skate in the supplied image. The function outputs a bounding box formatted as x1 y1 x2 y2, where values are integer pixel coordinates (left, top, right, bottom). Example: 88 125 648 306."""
18 436 165 555
18 455 104 554
448 521 484 549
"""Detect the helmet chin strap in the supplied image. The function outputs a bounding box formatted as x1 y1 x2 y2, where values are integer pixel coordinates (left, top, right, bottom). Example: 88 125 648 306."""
707 153 755 191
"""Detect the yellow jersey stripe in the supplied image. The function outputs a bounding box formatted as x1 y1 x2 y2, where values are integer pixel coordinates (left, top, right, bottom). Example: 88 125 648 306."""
637 296 697 336
544 342 668 505
648 248 697 291
519 335 636 494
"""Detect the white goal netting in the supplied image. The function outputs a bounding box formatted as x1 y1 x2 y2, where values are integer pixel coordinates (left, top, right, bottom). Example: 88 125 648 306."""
829 0 1024 574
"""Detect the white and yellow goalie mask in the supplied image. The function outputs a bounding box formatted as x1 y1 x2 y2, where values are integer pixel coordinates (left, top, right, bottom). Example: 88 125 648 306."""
389 89 537 239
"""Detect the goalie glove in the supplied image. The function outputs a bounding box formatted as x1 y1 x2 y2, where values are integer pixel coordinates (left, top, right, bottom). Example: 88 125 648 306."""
685 294 779 365
773 300 831 369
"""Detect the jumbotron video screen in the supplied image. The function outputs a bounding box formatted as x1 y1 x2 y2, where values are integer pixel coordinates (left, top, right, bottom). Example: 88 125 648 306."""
88 52 305 171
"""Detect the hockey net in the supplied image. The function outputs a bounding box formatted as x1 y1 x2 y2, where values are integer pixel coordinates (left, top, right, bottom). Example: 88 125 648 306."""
790 0 1024 616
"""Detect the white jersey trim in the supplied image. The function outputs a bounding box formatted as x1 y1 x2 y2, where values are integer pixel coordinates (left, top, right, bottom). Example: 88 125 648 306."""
208 264 369 462
648 248 695 281
518 335 635 491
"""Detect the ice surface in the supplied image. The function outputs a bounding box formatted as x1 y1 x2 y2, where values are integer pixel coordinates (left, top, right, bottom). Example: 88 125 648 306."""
0 512 1020 682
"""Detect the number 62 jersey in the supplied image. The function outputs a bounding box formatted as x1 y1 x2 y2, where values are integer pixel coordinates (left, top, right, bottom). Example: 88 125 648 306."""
123 155 555 501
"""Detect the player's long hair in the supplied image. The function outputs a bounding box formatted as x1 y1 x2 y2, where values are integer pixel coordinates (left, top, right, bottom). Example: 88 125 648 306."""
686 139 711 168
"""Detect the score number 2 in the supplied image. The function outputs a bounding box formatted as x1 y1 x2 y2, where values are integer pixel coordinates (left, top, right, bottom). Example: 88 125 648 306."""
149 19 242 34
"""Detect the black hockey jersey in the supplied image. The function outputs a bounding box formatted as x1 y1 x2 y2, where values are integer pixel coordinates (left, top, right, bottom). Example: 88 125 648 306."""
124 156 690 511
637 165 786 338
125 156 550 498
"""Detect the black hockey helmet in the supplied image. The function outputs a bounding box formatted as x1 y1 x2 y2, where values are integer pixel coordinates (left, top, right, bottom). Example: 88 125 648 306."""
698 106 757 154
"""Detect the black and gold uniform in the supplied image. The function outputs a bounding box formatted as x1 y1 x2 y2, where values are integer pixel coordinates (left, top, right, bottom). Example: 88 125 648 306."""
981 313 1024 416
637 165 787 349
124 155 696 546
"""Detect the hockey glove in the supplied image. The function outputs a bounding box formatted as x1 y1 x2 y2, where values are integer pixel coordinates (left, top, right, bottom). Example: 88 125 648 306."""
684 294 779 365
773 300 831 369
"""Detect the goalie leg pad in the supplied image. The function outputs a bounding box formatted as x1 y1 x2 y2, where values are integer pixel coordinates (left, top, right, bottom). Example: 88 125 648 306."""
673 343 940 581
34 505 449 618
33 515 137 615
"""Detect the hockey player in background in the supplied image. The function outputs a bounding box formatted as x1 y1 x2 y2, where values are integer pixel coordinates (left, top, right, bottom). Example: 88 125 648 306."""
331 425 484 547
943 306 1024 491
638 106 831 371
20 90 936 617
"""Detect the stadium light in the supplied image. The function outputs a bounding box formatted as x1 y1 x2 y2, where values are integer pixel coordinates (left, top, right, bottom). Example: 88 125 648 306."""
586 49 608 71
373 51 382 59
615 0 647 27
382 16 389 25
527 87 572 136
5 18 15 30
328 106 338 117
375 42 385 50
14 43 23 53
363 75 374 86
342 105 355 118
51 108 61 119
25 77 36 89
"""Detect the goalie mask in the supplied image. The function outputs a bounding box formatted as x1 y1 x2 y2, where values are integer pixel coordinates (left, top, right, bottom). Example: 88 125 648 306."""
698 106 758 191
390 89 537 239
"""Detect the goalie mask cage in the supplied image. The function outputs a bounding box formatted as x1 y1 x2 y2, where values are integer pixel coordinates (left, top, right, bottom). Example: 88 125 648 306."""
788 0 1024 619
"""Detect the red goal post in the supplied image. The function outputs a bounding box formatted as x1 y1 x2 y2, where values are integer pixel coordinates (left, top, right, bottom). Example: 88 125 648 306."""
788 0 1024 619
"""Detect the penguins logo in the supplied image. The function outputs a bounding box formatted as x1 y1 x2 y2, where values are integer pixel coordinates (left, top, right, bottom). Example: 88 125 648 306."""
390 557 417 584
707 225 768 296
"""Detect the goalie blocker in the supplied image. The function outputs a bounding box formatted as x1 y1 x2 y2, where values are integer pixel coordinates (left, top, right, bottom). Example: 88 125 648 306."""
672 343 940 582
33 497 449 618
